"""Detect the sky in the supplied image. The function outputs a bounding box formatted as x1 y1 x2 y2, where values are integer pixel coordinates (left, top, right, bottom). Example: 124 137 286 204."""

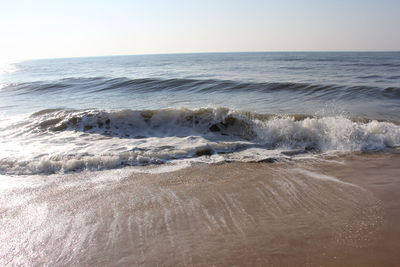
0 0 399 61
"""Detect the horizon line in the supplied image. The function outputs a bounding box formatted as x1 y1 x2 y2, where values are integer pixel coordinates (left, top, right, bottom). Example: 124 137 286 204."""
13 50 400 62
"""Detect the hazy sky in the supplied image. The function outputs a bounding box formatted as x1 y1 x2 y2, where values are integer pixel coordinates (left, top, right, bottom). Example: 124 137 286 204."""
1 0 399 61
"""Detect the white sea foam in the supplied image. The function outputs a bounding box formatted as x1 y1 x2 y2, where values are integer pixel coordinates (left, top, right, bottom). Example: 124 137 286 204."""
255 116 400 151
0 108 399 175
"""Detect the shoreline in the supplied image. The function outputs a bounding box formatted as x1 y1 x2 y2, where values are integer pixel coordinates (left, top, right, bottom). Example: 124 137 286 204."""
1 151 400 266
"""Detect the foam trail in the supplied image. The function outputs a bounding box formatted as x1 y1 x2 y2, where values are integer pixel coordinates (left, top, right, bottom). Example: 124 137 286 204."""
293 168 358 187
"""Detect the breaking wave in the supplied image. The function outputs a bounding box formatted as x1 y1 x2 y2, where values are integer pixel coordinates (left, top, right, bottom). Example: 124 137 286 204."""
1 107 400 175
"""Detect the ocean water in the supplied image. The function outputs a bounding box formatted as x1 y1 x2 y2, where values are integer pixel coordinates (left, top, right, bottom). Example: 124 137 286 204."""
1 52 400 175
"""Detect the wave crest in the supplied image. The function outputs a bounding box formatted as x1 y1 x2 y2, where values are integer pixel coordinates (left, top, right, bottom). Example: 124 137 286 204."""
2 77 400 100
1 107 400 175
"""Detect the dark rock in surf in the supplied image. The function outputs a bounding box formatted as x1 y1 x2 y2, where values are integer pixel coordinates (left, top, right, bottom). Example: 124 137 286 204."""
209 124 220 132
195 147 214 156
257 158 277 163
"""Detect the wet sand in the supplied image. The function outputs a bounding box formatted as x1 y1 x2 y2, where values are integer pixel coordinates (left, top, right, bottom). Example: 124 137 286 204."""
1 151 400 266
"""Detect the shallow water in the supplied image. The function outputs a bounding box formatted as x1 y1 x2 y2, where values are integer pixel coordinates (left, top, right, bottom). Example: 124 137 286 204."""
2 153 399 266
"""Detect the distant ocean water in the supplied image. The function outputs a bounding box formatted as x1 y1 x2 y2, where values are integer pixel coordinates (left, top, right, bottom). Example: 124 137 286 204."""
1 52 400 174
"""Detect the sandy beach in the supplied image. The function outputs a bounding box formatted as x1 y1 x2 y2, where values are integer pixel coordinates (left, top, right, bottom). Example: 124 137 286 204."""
1 150 399 266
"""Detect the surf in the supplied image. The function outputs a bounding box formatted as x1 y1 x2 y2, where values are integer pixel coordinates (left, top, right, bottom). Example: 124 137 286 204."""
1 107 400 175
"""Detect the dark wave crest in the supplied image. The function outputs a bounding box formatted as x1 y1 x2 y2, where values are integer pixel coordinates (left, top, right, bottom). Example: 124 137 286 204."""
2 77 400 100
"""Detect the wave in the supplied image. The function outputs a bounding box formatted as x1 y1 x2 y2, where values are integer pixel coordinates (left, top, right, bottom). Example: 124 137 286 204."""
2 77 400 100
346 62 400 68
17 108 265 140
1 107 400 175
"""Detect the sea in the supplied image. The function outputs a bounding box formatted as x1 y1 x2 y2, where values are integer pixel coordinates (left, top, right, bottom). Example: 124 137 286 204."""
1 52 399 175
1 52 400 265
